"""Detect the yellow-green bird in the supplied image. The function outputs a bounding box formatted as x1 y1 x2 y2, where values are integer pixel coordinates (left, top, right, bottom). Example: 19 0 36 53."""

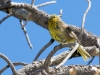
48 14 91 61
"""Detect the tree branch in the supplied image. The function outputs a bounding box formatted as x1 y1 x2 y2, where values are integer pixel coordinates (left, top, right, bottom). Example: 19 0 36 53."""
0 62 27 74
55 42 79 69
36 1 56 8
31 0 35 5
0 53 17 75
26 65 100 75
20 20 33 49
33 39 54 61
17 46 99 74
81 0 91 29
0 13 12 24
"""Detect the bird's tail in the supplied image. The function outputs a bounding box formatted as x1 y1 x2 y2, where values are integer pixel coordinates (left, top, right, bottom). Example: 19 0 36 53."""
77 45 91 61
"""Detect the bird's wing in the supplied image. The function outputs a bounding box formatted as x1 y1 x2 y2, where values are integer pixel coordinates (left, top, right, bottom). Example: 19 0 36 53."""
66 26 81 44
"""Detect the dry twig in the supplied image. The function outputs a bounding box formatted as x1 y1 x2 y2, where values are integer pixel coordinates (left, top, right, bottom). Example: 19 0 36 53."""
20 20 33 49
81 0 91 29
31 0 35 5
55 42 79 68
0 62 27 74
0 14 12 24
34 39 54 61
44 44 63 73
36 1 56 8
0 53 17 75
87 56 95 65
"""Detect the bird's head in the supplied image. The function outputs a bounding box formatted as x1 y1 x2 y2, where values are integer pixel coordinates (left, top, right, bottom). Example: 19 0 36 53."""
49 14 60 23
48 14 63 30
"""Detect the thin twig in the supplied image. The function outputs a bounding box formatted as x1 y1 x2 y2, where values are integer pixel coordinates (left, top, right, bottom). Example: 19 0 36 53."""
44 44 62 73
20 20 33 49
31 0 35 5
19 0 32 48
36 1 56 8
55 42 79 68
0 14 12 24
81 0 91 29
18 0 33 49
0 53 17 75
59 9 63 17
87 56 95 65
0 62 27 74
44 43 77 71
79 0 91 47
16 46 98 73
33 39 54 61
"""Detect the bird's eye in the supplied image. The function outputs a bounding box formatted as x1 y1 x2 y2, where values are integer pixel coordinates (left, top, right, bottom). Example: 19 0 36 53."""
55 25 60 29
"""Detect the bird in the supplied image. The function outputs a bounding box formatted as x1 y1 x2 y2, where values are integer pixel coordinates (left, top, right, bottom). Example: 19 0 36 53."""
48 14 91 61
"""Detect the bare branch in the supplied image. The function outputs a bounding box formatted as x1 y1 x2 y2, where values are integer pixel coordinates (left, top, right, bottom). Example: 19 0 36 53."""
87 56 95 65
43 43 76 72
36 1 56 8
81 0 91 29
20 20 33 49
59 9 63 17
27 65 100 75
0 14 12 24
0 53 17 75
19 0 33 48
33 39 54 61
0 0 11 4
55 42 79 69
17 46 99 74
44 44 62 72
31 0 35 5
0 62 27 74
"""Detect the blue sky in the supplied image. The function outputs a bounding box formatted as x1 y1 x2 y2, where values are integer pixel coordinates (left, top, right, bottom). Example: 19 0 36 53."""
0 0 100 75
